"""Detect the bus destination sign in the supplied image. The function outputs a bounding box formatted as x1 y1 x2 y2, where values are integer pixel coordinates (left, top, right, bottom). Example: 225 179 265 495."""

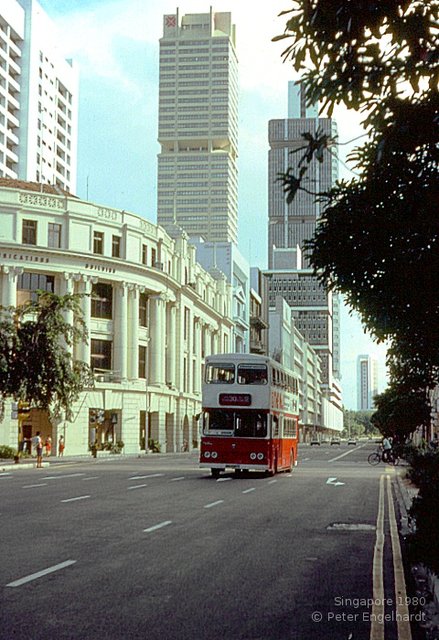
219 393 252 406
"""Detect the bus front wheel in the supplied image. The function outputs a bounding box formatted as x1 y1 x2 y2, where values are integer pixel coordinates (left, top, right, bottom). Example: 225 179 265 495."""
267 457 278 477
289 452 295 472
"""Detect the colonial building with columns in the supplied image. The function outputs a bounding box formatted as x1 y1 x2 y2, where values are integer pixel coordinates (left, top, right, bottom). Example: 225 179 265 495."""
0 180 234 454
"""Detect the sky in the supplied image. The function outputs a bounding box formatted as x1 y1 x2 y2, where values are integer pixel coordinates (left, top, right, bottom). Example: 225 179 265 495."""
38 0 388 409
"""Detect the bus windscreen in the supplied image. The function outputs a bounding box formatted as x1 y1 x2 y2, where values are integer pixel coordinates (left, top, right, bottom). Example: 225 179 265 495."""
204 410 267 438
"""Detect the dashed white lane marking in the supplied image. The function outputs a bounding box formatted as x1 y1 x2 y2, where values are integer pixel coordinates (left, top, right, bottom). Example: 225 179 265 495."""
217 477 231 482
242 488 255 494
302 458 310 462
128 484 147 490
22 483 47 489
43 473 85 480
0 473 11 477
129 474 164 480
267 479 277 484
170 476 185 482
82 477 99 481
61 495 90 503
328 449 357 463
144 520 172 533
204 500 224 509
6 560 76 588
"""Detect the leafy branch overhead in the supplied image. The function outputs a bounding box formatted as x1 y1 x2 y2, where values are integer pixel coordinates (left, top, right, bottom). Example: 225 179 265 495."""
0 292 94 422
274 1 438 429
277 128 337 202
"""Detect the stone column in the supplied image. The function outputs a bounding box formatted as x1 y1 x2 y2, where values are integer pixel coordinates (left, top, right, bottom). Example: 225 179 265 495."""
128 285 140 380
166 303 177 386
1 267 22 307
60 273 74 354
149 294 166 385
193 317 202 394
77 276 92 365
114 283 128 381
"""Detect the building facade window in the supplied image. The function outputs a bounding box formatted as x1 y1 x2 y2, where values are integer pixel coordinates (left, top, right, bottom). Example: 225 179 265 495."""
22 220 37 245
91 282 113 319
17 272 55 305
48 223 62 248
93 231 104 255
139 293 148 327
138 345 147 378
142 244 148 265
112 235 121 258
91 339 112 371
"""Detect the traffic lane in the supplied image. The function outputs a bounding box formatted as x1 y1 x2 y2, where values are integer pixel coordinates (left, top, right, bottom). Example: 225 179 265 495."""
2 460 382 640
0 462 278 584
299 440 374 463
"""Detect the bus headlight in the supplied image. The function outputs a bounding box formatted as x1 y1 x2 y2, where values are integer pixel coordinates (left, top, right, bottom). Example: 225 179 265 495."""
257 453 264 460
204 451 211 458
211 451 218 459
250 452 256 460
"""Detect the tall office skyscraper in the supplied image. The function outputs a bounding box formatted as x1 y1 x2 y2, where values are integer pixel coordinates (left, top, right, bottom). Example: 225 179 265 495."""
357 354 378 410
266 82 341 386
157 9 238 243
0 0 79 192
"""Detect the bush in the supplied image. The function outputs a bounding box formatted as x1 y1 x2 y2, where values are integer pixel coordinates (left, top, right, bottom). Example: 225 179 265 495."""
406 447 439 574
0 445 17 459
148 438 160 453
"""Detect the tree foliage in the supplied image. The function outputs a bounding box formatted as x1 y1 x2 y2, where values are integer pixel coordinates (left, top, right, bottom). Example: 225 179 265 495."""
371 386 431 439
275 0 439 434
344 409 376 437
0 292 94 422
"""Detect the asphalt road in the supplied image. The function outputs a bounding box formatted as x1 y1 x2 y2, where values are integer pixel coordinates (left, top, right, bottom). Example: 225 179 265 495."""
0 443 421 640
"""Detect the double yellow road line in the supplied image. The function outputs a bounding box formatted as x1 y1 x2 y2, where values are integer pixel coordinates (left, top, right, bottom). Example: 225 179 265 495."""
371 473 412 640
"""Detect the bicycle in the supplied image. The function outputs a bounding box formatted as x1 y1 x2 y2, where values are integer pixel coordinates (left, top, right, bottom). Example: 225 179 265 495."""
367 445 399 466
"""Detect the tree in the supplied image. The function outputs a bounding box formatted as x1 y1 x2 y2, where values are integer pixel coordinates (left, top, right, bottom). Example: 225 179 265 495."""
371 386 431 440
0 292 94 422
274 0 439 431
343 409 377 437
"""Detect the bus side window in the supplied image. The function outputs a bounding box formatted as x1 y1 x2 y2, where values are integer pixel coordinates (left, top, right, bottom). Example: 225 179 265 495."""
272 415 279 438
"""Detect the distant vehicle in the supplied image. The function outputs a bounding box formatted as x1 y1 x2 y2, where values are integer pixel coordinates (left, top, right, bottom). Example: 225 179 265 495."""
331 437 341 445
347 438 357 446
310 438 321 446
200 353 300 477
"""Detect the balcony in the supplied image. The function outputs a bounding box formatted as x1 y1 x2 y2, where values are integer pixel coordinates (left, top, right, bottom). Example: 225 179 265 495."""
94 369 121 383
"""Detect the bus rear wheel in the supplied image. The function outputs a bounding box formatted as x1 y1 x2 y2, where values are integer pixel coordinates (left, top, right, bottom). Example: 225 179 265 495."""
211 468 221 478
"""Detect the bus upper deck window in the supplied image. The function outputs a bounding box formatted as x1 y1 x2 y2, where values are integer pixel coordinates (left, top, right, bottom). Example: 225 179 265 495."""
206 364 235 384
237 365 268 385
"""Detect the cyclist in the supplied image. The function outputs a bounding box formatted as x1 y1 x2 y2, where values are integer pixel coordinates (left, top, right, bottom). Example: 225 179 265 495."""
382 436 393 462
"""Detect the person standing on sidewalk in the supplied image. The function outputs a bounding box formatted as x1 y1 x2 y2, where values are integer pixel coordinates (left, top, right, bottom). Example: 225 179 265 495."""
58 435 65 456
32 432 43 468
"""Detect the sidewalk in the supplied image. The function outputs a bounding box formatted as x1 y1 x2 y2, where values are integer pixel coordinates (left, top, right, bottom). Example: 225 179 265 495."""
0 450 194 472
395 469 439 638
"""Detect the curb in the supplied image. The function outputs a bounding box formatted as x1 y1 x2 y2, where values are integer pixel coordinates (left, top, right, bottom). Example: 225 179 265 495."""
0 451 196 472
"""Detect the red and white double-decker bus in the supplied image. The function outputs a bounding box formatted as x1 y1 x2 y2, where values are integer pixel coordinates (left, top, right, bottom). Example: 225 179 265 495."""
200 353 300 477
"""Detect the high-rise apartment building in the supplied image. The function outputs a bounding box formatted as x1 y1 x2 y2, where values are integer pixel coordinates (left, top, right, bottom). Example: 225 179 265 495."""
357 354 378 410
157 9 238 243
266 83 341 386
0 0 78 192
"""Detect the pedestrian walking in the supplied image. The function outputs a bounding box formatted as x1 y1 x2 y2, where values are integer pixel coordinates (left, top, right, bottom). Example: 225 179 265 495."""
58 435 65 456
32 431 43 468
45 436 52 456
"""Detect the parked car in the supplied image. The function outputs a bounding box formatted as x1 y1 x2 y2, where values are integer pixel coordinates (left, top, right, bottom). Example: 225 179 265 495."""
330 437 341 445
310 438 321 446
347 438 357 446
